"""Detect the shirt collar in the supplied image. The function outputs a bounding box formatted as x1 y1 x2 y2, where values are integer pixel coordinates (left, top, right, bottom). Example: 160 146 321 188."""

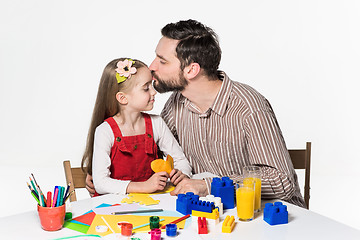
210 71 232 116
179 71 232 117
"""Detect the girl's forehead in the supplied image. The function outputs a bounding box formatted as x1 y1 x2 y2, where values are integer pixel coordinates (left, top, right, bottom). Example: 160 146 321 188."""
134 67 152 85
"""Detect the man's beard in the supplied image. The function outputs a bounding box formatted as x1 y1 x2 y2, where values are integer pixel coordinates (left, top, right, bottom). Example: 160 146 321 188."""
152 71 188 93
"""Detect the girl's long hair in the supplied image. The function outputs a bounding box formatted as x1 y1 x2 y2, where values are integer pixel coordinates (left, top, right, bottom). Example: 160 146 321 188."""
81 58 146 174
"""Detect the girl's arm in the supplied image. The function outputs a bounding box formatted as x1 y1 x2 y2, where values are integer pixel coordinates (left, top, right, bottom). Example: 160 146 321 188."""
150 115 192 178
92 122 131 194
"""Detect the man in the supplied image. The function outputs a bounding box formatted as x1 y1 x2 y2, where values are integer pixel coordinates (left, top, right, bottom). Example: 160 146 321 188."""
87 19 306 208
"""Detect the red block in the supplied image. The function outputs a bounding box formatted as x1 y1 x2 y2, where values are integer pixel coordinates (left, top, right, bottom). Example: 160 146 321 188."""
198 217 208 234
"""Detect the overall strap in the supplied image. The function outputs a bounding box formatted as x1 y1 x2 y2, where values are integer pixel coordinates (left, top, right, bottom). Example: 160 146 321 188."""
143 113 157 155
105 117 131 153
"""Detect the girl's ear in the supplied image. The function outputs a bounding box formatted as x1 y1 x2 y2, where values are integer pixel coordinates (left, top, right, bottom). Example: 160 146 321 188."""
116 92 128 105
184 62 201 80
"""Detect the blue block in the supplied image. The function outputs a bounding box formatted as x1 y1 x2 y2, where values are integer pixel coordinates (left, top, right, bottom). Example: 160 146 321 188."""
263 202 288 225
190 200 215 213
211 177 235 209
176 192 199 215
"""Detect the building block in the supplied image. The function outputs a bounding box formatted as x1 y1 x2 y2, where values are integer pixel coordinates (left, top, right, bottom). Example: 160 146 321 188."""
211 177 235 209
197 217 208 234
190 199 215 213
200 195 223 215
263 202 288 225
192 208 219 220
222 215 235 233
176 192 199 215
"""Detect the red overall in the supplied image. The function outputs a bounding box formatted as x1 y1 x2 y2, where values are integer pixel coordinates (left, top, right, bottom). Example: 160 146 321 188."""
94 113 157 196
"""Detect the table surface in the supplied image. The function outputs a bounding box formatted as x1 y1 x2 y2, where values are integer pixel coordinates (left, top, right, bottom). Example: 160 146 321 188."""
1 193 359 240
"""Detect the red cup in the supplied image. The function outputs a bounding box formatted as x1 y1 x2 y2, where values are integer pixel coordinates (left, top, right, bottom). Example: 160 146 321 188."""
37 204 66 231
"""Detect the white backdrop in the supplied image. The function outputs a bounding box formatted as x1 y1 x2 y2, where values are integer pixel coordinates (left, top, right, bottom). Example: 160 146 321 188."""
1 0 359 230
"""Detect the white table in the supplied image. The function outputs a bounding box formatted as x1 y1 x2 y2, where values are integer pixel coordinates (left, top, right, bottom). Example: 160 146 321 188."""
0 193 359 240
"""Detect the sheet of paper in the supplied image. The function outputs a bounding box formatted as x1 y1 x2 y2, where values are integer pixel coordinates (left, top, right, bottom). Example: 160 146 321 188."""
92 204 140 215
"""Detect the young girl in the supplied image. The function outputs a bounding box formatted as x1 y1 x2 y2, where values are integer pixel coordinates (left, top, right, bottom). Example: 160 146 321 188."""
81 58 192 195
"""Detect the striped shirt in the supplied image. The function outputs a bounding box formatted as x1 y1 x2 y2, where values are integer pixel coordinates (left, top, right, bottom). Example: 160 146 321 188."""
160 71 306 208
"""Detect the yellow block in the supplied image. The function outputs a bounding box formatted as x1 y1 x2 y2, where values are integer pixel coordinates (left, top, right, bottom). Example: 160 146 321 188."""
192 208 219 220
222 215 235 233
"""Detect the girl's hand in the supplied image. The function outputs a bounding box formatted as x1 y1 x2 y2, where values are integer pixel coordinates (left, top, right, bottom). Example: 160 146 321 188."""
143 171 169 192
169 169 189 185
127 171 169 193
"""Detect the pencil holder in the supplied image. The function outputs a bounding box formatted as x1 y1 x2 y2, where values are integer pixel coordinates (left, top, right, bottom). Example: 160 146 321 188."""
37 204 66 231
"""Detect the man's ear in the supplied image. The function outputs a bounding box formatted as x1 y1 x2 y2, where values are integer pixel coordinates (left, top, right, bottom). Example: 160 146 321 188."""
184 62 201 80
116 92 128 105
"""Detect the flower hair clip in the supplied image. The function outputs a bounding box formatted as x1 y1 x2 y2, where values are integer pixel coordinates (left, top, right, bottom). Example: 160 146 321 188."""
115 59 137 83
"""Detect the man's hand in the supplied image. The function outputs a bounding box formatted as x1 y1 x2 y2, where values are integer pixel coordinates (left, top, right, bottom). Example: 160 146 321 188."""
169 169 189 185
85 174 95 197
170 178 208 196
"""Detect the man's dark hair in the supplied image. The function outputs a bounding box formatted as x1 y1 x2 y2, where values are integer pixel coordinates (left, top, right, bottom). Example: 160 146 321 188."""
161 19 221 79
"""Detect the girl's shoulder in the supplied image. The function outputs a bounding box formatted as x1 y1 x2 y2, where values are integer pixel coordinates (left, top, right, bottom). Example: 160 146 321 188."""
95 121 113 137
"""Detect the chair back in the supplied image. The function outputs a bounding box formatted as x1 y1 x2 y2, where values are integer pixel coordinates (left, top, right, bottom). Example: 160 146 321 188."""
288 142 311 209
63 160 87 202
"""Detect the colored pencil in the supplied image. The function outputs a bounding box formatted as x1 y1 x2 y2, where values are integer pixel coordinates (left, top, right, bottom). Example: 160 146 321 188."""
111 208 163 215
31 191 41 205
27 182 39 199
31 174 47 206
59 186 65 206
29 177 38 196
63 182 71 203
56 187 62 207
160 214 190 229
31 173 39 187
63 190 74 203
35 184 43 207
133 218 165 230
53 187 59 207
46 191 52 207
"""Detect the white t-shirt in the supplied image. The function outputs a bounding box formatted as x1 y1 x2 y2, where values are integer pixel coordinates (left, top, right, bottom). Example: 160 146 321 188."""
92 114 192 195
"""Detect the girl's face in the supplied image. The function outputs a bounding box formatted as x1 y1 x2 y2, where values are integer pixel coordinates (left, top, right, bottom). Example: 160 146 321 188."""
124 67 157 112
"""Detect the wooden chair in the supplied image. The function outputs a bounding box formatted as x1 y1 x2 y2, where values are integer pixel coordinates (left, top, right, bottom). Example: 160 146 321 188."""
288 142 312 209
63 160 87 202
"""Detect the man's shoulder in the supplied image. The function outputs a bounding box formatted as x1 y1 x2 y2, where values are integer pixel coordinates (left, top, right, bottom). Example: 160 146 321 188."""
162 91 183 111
229 80 270 113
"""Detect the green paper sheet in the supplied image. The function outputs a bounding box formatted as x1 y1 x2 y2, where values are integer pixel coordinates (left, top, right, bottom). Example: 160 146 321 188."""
63 221 90 234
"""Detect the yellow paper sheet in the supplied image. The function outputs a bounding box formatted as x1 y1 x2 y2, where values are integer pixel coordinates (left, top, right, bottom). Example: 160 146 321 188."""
87 214 186 236
131 184 175 196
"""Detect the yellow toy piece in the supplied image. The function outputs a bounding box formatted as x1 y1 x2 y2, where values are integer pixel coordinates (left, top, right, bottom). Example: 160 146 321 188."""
121 193 160 206
192 208 219 220
222 215 235 233
151 155 174 174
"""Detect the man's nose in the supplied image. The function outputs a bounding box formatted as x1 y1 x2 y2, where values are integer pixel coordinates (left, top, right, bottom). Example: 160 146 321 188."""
149 60 156 71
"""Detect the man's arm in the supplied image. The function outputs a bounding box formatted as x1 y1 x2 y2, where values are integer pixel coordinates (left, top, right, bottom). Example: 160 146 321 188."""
170 178 208 196
244 107 303 204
